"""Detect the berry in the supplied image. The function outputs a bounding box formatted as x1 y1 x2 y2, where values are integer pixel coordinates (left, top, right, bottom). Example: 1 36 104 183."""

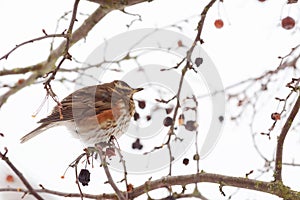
177 40 183 47
185 120 198 131
78 169 90 186
183 158 189 165
281 16 295 30
132 138 143 150
163 117 173 127
138 100 146 109
271 112 281 121
146 115 151 121
6 175 14 183
133 112 140 121
218 115 224 123
17 79 25 85
195 57 203 67
127 184 134 192
214 19 224 29
165 107 173 114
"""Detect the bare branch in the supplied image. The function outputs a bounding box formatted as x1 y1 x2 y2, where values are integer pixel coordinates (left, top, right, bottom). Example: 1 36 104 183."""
0 63 44 76
0 149 44 200
274 90 300 181
129 172 300 199
2 172 300 199
0 0 151 109
0 33 66 61
96 144 126 200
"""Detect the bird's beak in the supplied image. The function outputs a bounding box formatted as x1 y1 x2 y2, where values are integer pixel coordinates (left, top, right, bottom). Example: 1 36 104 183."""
133 87 143 93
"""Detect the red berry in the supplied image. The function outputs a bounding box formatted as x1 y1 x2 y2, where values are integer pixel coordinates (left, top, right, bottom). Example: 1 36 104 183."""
271 112 281 121
17 78 25 85
127 184 134 192
177 40 183 47
6 175 14 183
281 16 295 30
214 19 224 29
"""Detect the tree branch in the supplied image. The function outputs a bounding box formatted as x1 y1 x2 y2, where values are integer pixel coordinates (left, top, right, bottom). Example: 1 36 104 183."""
0 149 44 200
0 0 151 108
129 172 300 199
274 92 300 181
0 33 66 61
2 172 300 199
0 63 44 76
97 145 126 200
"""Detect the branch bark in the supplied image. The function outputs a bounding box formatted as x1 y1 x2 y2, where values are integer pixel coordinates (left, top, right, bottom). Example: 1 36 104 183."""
130 172 300 199
274 92 300 181
2 172 300 199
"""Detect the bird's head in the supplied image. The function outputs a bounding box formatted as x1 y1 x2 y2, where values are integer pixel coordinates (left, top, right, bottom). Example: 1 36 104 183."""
113 80 143 96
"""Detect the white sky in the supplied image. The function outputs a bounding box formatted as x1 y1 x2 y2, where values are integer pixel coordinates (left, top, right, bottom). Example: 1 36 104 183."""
0 0 300 199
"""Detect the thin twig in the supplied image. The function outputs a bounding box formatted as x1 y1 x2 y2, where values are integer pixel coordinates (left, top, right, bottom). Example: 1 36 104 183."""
75 164 84 200
43 0 80 114
113 138 129 197
96 145 126 200
0 34 66 61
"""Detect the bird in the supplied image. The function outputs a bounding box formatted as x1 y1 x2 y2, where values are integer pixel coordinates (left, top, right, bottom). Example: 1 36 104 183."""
20 80 143 146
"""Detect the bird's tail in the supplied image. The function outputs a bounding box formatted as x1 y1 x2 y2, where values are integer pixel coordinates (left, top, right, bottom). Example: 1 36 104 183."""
20 123 54 143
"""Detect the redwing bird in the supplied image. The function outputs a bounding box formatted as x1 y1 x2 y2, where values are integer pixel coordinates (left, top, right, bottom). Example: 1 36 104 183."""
20 80 143 146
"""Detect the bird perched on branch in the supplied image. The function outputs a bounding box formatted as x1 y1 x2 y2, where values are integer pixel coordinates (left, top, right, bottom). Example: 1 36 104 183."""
20 80 143 146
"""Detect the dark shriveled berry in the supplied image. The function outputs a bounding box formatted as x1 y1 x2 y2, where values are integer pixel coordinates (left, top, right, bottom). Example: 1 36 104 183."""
185 120 198 131
165 107 173 114
183 158 189 165
163 117 173 127
218 115 224 123
195 57 203 67
138 100 146 109
78 169 90 186
133 112 140 121
146 115 151 121
132 138 143 150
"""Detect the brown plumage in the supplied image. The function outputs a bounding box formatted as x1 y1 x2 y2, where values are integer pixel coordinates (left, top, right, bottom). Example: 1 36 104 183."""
20 80 143 145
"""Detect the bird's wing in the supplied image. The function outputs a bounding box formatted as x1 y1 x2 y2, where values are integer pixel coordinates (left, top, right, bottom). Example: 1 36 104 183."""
38 85 114 123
